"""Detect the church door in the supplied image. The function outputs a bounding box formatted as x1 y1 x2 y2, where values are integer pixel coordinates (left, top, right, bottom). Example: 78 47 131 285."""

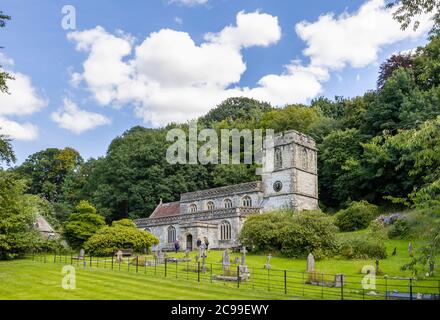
186 234 193 251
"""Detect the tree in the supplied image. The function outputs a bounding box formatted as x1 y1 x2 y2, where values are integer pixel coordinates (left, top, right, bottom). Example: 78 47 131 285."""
82 126 211 220
200 97 272 125
84 219 159 256
17 147 83 202
388 0 440 33
377 52 415 89
0 11 13 93
0 133 15 166
63 201 106 249
0 171 43 260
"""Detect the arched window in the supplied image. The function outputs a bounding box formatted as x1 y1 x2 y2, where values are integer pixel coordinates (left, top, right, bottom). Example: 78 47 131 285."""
242 196 252 207
207 201 215 210
224 198 233 208
275 147 282 169
220 221 231 240
167 226 176 243
189 203 198 213
302 148 308 170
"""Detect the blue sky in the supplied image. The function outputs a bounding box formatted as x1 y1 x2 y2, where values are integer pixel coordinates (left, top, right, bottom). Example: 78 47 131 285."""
0 0 433 164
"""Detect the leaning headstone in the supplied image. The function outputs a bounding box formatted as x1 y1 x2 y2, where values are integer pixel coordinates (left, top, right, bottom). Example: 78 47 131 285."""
408 242 413 257
264 254 272 270
306 253 315 273
222 249 230 273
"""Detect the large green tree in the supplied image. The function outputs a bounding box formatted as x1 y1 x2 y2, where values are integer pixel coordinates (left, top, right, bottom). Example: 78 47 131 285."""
0 10 13 93
0 171 43 260
17 147 83 202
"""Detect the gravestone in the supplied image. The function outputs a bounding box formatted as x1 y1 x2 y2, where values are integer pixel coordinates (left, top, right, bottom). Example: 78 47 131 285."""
156 249 164 264
408 242 413 257
264 254 272 270
334 274 345 288
78 248 85 260
240 246 247 266
306 253 315 273
222 249 230 273
238 246 250 280
116 250 123 263
375 259 380 273
199 242 206 259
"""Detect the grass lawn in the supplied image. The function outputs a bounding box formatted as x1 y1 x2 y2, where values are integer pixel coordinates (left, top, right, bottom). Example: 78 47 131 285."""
1 238 439 300
0 260 292 300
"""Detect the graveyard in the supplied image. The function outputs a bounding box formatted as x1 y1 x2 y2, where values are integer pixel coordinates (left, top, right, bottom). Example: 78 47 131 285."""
1 236 439 300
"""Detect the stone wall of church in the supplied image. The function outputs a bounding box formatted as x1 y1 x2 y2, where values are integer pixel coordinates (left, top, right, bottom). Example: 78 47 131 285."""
145 216 243 251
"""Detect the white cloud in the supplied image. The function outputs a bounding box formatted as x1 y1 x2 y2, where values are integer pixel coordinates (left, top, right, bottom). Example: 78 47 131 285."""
51 98 111 134
0 63 47 141
68 3 431 127
68 11 286 126
295 0 432 71
0 117 38 141
0 72 47 116
169 0 208 6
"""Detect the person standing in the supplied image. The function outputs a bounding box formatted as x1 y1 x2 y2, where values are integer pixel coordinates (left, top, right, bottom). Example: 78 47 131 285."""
174 239 180 253
196 238 202 249
204 237 210 251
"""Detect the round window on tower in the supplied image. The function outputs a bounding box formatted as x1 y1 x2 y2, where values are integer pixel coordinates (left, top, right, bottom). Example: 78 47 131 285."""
273 181 283 192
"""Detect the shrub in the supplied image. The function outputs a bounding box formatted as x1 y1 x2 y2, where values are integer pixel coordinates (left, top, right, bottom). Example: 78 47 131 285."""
84 219 159 256
387 218 410 239
239 210 339 259
340 237 387 259
335 201 379 232
63 201 106 249
368 220 388 241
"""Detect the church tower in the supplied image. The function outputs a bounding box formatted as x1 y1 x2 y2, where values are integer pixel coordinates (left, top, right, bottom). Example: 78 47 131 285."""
261 130 318 212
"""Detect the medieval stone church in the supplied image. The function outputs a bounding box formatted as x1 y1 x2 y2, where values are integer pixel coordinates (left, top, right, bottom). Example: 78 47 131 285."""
135 130 318 251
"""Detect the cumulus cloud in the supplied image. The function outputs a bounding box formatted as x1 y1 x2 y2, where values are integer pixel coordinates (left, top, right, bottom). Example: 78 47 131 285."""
0 117 38 141
67 3 431 127
0 65 47 140
68 11 285 126
296 0 432 71
51 98 111 134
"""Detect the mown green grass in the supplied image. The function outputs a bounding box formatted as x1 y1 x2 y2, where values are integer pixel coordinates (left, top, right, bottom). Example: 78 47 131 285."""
1 238 439 300
0 260 293 300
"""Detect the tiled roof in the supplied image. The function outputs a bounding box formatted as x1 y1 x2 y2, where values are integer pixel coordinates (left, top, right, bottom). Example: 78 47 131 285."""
150 201 181 218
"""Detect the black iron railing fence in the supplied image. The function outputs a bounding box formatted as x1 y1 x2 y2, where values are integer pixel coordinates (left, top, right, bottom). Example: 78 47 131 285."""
26 253 440 300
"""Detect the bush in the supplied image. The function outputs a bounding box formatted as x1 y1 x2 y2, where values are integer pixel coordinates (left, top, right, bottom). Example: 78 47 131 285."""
340 237 387 259
387 218 410 239
63 201 106 249
84 220 159 256
239 210 339 259
335 201 379 232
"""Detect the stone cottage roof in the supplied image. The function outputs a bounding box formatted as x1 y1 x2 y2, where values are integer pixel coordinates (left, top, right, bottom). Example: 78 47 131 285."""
150 201 181 218
34 215 55 234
